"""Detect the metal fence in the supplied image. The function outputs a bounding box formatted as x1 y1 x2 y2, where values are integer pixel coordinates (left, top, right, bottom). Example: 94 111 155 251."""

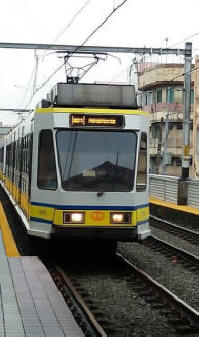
149 174 179 204
187 180 199 208
150 174 199 208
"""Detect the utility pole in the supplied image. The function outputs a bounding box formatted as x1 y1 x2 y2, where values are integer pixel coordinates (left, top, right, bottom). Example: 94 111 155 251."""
182 42 192 179
193 56 199 178
162 88 171 174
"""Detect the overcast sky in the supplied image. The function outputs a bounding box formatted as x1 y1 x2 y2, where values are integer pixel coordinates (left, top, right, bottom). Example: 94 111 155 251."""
1 0 199 124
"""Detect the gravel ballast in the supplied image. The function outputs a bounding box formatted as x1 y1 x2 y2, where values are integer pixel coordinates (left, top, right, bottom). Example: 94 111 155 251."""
118 234 199 312
65 257 176 337
151 226 199 256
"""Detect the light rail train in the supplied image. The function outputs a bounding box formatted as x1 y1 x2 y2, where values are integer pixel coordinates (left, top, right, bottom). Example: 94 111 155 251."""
0 83 151 251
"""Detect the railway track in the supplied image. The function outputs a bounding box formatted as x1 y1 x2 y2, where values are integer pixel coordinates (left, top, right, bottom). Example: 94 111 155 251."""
45 260 107 337
141 234 199 272
46 252 199 336
150 214 199 244
117 253 199 334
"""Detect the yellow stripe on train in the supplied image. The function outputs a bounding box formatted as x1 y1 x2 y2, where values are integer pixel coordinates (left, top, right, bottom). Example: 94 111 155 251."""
30 205 54 222
30 206 149 227
53 209 137 227
36 107 149 116
136 207 149 223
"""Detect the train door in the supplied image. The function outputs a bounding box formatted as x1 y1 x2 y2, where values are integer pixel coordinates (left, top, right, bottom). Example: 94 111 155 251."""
12 134 16 199
15 137 22 205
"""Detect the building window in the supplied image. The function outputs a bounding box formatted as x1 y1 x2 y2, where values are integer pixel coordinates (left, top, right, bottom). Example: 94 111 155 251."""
176 123 182 130
142 93 147 106
156 89 162 103
182 89 194 104
166 88 174 103
176 158 182 166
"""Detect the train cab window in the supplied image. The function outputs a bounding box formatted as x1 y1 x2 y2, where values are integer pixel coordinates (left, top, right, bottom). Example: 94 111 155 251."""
136 132 147 191
56 130 137 192
37 130 57 190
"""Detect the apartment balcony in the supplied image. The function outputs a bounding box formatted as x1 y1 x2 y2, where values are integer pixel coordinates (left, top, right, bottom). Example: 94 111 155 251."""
149 146 193 157
143 103 193 122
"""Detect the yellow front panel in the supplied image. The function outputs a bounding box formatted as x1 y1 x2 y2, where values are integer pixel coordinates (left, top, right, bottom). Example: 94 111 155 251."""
136 207 149 223
31 205 54 222
53 209 137 227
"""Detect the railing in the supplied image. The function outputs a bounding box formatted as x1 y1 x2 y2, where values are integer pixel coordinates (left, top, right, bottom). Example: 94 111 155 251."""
149 174 180 204
187 180 199 208
149 174 199 208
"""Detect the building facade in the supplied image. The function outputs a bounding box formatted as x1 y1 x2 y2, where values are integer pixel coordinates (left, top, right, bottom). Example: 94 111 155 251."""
137 63 194 176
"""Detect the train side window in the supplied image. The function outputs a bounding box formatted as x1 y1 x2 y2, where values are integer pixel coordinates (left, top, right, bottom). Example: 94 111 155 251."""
136 132 147 192
37 130 57 190
0 147 4 163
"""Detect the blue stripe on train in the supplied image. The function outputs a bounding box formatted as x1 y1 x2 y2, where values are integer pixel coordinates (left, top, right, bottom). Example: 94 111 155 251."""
30 217 52 224
30 217 149 225
31 202 149 211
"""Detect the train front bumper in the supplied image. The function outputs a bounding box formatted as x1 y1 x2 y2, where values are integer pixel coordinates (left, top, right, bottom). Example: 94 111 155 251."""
52 225 148 242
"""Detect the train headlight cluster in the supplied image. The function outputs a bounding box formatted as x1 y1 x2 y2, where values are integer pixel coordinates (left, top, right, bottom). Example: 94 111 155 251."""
63 212 85 224
110 212 131 224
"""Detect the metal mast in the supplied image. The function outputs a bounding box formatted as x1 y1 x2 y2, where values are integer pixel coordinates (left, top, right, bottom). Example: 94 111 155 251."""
182 42 192 179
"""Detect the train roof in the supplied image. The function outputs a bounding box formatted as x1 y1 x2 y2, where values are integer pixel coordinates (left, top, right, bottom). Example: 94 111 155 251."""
37 83 137 109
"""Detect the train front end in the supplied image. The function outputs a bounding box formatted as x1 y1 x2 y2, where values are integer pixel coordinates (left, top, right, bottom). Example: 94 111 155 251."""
29 83 151 242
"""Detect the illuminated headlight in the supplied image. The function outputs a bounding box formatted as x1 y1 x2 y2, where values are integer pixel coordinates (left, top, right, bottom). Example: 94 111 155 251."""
112 214 124 223
110 212 131 224
63 212 85 224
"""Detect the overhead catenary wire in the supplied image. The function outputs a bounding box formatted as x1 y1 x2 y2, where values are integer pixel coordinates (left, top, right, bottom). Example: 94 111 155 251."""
32 50 39 94
170 64 197 82
22 0 92 108
42 0 92 59
25 0 128 108
20 51 38 108
169 32 199 48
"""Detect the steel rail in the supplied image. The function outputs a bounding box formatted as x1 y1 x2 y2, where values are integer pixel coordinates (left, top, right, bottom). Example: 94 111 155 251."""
150 214 199 243
143 234 199 266
55 265 107 337
117 252 199 327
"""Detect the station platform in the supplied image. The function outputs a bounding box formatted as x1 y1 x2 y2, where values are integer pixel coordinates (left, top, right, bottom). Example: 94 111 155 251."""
0 203 84 337
150 197 199 215
149 196 199 226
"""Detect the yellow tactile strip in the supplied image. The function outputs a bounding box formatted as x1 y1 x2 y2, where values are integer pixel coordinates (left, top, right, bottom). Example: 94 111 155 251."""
150 197 199 216
0 203 20 257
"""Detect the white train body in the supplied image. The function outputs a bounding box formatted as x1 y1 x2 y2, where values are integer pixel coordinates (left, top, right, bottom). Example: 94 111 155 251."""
0 83 151 243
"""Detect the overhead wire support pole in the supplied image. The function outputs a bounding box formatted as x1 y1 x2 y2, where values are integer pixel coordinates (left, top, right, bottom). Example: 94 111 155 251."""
0 109 31 112
182 42 192 179
162 88 171 174
0 42 187 55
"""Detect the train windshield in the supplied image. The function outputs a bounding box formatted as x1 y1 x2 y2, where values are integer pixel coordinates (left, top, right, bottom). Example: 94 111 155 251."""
56 130 137 192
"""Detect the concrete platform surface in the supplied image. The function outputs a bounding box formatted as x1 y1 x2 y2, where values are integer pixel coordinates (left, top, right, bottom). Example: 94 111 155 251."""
0 230 84 337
